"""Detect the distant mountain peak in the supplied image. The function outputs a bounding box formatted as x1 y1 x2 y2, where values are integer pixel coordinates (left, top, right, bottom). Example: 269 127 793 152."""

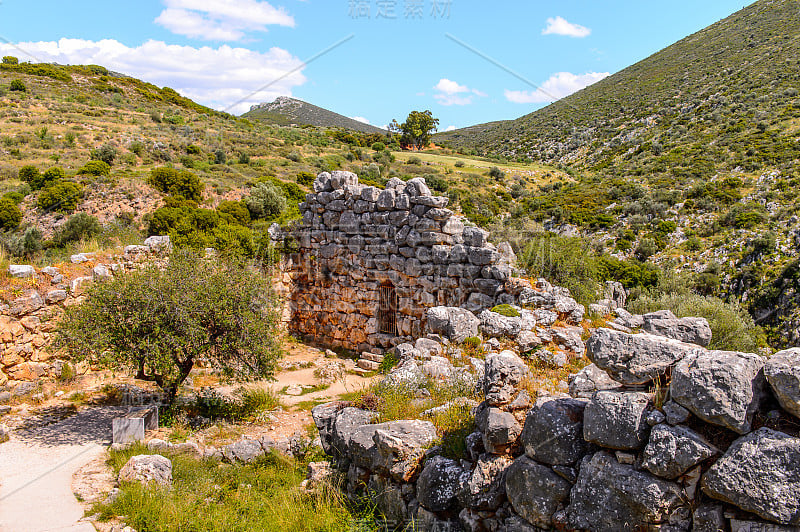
244 96 384 133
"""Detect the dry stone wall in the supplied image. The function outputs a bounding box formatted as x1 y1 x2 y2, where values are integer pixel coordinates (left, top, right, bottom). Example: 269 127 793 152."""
285 171 515 352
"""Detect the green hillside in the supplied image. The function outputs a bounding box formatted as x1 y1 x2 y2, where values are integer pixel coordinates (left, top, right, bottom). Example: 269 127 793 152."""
243 96 385 134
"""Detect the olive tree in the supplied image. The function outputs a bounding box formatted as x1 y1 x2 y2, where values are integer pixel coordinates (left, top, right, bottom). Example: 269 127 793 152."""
56 251 281 403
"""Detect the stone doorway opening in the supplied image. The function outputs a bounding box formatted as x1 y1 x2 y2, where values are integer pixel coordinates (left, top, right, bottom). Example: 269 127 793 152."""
378 283 398 336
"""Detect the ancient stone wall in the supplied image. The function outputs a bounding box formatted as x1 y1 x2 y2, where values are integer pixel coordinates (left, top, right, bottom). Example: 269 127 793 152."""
285 171 515 352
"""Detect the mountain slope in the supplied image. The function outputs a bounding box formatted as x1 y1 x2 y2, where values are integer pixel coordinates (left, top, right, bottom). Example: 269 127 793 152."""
243 97 385 134
436 0 800 181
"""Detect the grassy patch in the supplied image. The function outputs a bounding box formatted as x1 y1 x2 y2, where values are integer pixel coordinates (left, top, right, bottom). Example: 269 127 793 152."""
280 384 330 396
490 304 520 317
95 444 381 531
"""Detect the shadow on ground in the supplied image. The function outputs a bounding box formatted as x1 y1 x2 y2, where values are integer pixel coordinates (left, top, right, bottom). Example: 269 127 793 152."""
15 406 129 447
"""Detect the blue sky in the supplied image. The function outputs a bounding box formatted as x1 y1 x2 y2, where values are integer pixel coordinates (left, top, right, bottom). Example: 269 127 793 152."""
0 0 750 130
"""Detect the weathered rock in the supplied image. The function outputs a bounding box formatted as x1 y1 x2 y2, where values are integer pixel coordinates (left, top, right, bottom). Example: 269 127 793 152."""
671 350 767 434
586 328 701 385
349 420 437 482
45 289 68 304
515 330 541 353
568 363 621 398
702 428 800 525
426 306 480 343
311 402 342 455
560 451 688 531
8 291 44 317
642 311 713 347
505 455 571 528
329 170 358 190
8 265 35 278
416 456 464 512
692 504 727 532
118 455 172 485
475 404 522 454
641 424 718 479
479 309 521 339
583 391 651 450
765 348 800 419
662 401 691 425
330 407 376 460
222 439 265 463
729 519 800 532
458 453 512 510
521 396 587 466
483 351 529 406
144 235 171 253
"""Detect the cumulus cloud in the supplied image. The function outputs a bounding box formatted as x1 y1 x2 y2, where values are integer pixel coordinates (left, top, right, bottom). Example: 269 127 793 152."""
155 0 295 41
351 116 370 124
444 125 457 132
542 16 591 38
0 38 306 114
504 71 609 104
433 78 486 106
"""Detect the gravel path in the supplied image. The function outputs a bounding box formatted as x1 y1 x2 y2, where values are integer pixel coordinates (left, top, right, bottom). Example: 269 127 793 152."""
0 406 127 532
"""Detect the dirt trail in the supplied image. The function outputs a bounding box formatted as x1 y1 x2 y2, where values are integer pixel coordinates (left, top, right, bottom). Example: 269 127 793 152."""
0 406 126 532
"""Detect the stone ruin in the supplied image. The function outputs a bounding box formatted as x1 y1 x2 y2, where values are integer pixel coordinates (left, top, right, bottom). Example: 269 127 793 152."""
283 171 517 352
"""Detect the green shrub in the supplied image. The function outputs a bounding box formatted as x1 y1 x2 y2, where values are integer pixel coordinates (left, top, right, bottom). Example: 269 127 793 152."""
129 141 144 156
214 149 226 165
37 181 83 213
462 337 481 349
51 212 101 247
246 183 286 221
217 200 250 225
371 142 385 152
0 198 22 230
2 191 25 205
9 79 25 92
2 56 19 65
454 161 465 168
91 144 117 166
77 160 111 176
296 171 315 187
407 156 422 165
21 165 64 190
489 166 505 180
148 167 204 201
521 234 601 305
186 145 202 155
378 352 399 374
18 165 40 185
491 304 520 317
2 227 42 257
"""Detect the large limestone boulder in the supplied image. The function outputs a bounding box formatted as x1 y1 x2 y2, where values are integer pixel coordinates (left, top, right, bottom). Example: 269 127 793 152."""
641 424 718 479
348 419 437 482
475 404 522 454
457 453 512 511
222 439 265 463
416 456 464 512
702 428 800 525
568 363 621 398
586 328 702 385
483 351 529 406
521 396 587 466
671 350 767 434
329 407 376 461
583 391 651 450
641 310 713 347
8 265 35 278
426 306 480 343
479 309 522 339
311 402 341 455
559 451 688 531
764 348 800 418
118 455 172 486
329 170 358 190
505 455 571 529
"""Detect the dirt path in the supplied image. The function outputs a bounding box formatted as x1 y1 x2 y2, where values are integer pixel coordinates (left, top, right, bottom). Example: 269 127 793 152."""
0 406 126 532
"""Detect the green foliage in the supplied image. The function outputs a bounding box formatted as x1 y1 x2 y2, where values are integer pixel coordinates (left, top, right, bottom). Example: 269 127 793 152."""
194 387 281 422
21 165 65 190
0 198 22 230
246 182 287 221
371 142 385 152
296 171 315 187
214 149 227 165
18 165 40 185
148 167 204 201
91 144 117 166
185 144 202 155
2 227 42 258
488 166 505 180
37 180 83 213
77 160 111 176
391 110 439 150
491 304 520 317
56 252 281 402
378 352 399 374
50 213 101 248
9 79 26 92
2 56 19 65
217 200 250 225
425 174 449 193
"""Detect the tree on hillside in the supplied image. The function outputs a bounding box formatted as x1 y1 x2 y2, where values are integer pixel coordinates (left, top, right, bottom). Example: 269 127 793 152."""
390 110 439 150
56 251 282 404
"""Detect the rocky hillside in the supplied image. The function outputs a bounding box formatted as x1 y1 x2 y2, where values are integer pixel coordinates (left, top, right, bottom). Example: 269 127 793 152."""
244 97 385 134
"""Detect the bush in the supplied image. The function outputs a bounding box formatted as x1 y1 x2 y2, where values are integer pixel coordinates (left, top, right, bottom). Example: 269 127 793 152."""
491 304 520 317
9 79 25 92
91 144 117 166
3 227 42 258
407 156 422 165
246 183 286 221
489 166 505 180
296 171 315 187
37 181 83 213
454 161 465 168
2 56 19 65
371 142 385 152
18 165 40 186
214 150 226 165
148 167 204 201
2 191 25 204
77 160 111 176
520 235 601 305
217 200 250 225
56 251 281 403
186 145 202 155
0 198 22 230
51 213 101 247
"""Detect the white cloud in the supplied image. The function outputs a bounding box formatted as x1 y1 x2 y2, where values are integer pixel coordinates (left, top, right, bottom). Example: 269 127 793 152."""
445 125 457 132
155 0 295 41
542 16 591 38
504 71 609 104
351 116 370 124
0 38 306 114
433 78 486 106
